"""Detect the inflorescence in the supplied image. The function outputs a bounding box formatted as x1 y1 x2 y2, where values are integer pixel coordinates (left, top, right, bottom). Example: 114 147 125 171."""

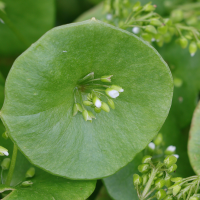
73 72 124 122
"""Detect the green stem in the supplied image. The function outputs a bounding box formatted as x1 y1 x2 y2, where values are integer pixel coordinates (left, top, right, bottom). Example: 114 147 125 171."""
5 144 18 186
0 10 29 47
141 168 158 199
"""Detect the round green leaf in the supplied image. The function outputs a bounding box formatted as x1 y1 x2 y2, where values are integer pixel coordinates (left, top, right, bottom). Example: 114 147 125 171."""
0 0 55 56
1 19 173 179
188 101 200 174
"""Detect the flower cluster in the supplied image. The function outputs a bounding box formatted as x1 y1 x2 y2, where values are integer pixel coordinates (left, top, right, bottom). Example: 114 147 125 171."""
103 0 200 56
73 72 124 122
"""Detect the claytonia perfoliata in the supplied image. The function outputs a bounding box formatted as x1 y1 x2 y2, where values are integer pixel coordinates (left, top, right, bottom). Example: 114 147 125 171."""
0 146 9 156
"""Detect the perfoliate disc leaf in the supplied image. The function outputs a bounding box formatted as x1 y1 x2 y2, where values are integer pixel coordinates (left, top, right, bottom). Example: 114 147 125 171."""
188 101 200 174
1 19 173 179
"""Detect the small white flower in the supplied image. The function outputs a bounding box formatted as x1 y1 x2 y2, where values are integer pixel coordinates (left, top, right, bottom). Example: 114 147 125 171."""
173 154 179 159
132 27 140 34
93 96 102 108
0 146 9 156
148 142 155 150
119 88 124 92
151 38 156 42
106 14 113 20
191 53 195 57
166 145 176 152
106 89 119 98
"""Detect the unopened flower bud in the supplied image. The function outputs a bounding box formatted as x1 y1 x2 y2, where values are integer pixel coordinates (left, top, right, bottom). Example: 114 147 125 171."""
94 107 101 113
164 195 173 200
108 99 115 109
171 10 183 22
142 174 148 186
157 171 164 177
144 3 155 12
164 155 177 168
153 133 163 146
150 18 162 26
83 101 93 106
158 25 168 34
1 158 10 170
82 110 92 121
2 132 8 140
173 78 183 87
167 164 177 173
164 18 172 26
22 181 33 187
88 111 96 119
73 103 83 116
93 96 102 108
132 2 142 12
169 184 181 196
155 179 166 189
133 174 142 186
179 37 188 49
171 177 182 183
165 145 176 155
138 164 150 173
165 174 172 187
142 33 153 42
101 102 110 113
148 142 155 152
189 196 199 200
173 154 179 159
26 167 35 178
101 75 113 82
78 72 94 84
156 189 166 200
145 25 157 35
189 41 197 57
105 88 119 98
0 146 9 156
110 85 124 92
142 155 152 163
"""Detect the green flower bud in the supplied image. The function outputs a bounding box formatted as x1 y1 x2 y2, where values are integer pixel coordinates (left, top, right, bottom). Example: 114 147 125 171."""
186 17 198 26
155 179 165 189
165 145 176 155
157 171 164 177
158 25 168 34
147 142 155 153
105 88 119 98
0 146 9 156
138 164 150 173
93 96 102 108
1 158 11 170
78 72 94 84
164 18 172 26
22 181 33 187
163 33 172 43
142 174 148 186
156 189 166 200
157 39 164 47
142 155 152 163
164 155 177 168
99 102 109 112
167 164 177 173
133 2 142 12
144 3 155 12
197 41 200 49
87 93 93 101
189 41 197 57
153 133 163 146
173 78 183 87
168 27 176 35
190 196 199 200
171 10 183 22
83 101 93 106
2 131 8 140
165 174 172 187
88 111 96 119
169 184 181 196
142 33 153 42
150 18 162 26
171 177 183 183
94 107 101 113
73 103 83 116
133 174 142 186
179 37 188 49
26 167 35 178
145 25 157 35
164 195 173 200
82 110 92 121
108 99 115 109
101 75 113 82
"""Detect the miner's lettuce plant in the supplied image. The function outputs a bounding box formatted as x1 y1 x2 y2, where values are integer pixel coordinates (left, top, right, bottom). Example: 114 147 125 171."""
0 0 200 200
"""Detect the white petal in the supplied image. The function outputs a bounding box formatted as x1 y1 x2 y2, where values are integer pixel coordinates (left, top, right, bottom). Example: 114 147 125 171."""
166 145 176 152
108 90 119 98
119 88 124 92
191 53 195 57
173 154 179 159
132 27 140 34
148 142 155 150
106 14 112 20
95 99 101 108
3 151 9 156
